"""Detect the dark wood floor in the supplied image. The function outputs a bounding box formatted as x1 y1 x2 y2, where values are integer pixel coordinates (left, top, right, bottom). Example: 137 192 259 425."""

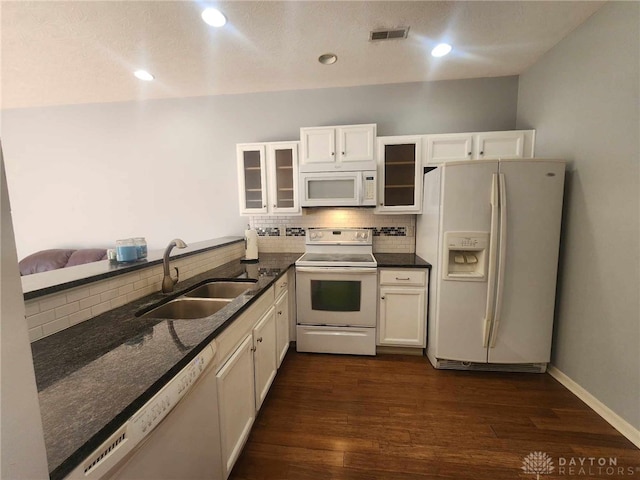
230 351 640 480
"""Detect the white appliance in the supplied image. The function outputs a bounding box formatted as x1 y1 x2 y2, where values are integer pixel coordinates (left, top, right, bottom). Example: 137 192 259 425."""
299 171 376 207
65 341 222 480
416 159 565 372
295 228 377 355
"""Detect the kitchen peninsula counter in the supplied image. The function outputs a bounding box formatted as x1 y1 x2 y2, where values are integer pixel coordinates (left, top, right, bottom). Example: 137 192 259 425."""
31 253 299 480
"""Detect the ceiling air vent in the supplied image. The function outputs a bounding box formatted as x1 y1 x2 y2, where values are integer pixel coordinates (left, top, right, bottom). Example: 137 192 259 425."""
370 27 409 41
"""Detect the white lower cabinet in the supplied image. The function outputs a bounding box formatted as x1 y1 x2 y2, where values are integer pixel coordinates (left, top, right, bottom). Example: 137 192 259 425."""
377 269 428 348
215 270 293 479
216 334 256 479
253 306 277 411
275 289 290 367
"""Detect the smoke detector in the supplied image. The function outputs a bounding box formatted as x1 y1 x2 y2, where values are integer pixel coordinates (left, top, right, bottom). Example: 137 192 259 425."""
369 27 410 41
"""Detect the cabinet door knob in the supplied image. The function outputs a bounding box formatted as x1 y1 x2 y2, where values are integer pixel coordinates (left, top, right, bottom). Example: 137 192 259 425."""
257 337 263 343
251 346 257 352
480 151 484 155
331 152 335 156
381 296 385 300
341 151 345 155
273 204 276 208
278 310 283 315
379 202 383 206
263 204 267 208
468 152 472 156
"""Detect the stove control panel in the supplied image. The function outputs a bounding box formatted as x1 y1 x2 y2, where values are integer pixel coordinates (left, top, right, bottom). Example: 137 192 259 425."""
307 228 371 245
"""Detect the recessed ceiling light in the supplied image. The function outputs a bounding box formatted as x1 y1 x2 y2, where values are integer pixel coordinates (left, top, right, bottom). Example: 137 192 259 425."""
201 8 227 27
134 70 154 81
431 43 452 58
318 53 338 65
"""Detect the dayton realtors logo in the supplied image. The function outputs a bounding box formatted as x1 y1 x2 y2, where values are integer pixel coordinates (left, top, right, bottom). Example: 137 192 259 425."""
522 451 555 479
522 452 639 477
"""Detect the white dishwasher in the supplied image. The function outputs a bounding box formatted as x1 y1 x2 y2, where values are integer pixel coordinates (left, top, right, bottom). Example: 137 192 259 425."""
65 340 222 480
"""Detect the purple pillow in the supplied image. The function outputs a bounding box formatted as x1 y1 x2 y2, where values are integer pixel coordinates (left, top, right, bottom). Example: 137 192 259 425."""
19 249 76 276
66 249 108 267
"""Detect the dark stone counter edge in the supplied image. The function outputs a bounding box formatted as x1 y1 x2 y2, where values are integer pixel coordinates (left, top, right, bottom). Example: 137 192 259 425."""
49 260 295 480
24 237 244 301
374 254 432 268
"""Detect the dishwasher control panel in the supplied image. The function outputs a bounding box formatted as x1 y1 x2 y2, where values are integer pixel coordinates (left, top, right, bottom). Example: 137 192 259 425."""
130 344 215 436
67 341 216 479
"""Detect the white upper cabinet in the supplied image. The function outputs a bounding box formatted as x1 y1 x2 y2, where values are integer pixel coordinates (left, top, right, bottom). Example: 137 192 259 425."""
238 141 300 216
300 124 376 172
376 135 424 214
475 131 525 160
425 133 474 164
237 144 268 215
425 130 535 165
267 142 299 214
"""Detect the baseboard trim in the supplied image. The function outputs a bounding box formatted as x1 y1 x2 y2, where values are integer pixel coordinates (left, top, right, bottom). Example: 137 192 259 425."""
376 346 424 356
547 365 640 449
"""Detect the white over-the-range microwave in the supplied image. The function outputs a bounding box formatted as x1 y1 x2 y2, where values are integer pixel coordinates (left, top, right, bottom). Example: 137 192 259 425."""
300 170 377 207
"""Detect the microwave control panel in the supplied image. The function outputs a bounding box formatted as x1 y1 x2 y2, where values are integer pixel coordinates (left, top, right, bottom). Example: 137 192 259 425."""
362 172 376 202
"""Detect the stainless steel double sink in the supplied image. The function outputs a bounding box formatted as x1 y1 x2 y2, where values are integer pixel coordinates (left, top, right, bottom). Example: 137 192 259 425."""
137 280 257 320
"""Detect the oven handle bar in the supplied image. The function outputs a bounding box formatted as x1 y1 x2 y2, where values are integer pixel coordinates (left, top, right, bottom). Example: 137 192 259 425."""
295 266 378 274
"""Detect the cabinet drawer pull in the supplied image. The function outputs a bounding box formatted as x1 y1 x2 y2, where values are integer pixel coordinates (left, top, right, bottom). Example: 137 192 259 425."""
281 282 287 287
396 277 411 281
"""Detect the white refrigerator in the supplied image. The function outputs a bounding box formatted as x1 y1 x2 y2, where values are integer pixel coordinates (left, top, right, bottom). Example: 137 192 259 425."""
416 159 565 372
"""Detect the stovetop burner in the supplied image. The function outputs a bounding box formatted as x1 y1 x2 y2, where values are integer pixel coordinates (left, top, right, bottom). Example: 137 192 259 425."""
295 228 377 268
297 253 375 263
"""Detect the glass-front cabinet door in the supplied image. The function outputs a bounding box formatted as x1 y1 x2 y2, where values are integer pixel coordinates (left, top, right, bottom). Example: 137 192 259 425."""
376 135 423 214
237 144 267 215
267 142 299 214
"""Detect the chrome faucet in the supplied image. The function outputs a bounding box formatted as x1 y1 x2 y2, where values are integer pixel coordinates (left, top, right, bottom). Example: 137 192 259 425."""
162 238 187 293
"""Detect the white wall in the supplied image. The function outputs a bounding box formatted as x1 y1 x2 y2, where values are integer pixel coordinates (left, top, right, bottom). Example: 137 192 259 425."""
0 144 49 478
517 2 640 429
1 76 519 259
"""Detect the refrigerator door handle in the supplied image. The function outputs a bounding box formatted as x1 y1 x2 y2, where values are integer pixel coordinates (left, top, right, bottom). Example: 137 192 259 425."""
483 173 500 347
490 173 508 348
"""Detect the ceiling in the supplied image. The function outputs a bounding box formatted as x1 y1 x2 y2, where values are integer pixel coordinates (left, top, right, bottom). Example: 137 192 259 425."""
1 1 605 110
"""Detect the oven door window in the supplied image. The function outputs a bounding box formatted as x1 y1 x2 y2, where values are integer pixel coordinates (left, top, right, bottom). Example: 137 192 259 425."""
310 280 361 312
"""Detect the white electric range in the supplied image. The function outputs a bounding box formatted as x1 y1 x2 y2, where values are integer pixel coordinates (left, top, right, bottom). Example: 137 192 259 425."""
295 228 377 356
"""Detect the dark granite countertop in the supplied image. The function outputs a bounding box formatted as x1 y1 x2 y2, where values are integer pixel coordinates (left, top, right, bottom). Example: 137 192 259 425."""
31 253 300 480
374 253 431 268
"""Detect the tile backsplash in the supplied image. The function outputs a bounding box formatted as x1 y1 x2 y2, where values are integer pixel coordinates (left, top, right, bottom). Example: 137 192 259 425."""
26 242 245 342
249 208 416 253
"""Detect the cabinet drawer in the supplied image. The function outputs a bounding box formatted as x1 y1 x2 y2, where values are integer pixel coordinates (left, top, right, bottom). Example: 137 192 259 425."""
275 274 289 299
379 269 426 287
